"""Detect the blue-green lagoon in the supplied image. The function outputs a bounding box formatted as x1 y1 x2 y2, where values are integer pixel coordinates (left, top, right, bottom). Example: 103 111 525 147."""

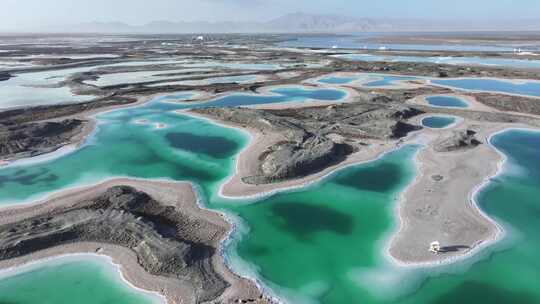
421 116 458 128
426 95 470 108
0 255 162 304
0 85 540 304
432 78 540 97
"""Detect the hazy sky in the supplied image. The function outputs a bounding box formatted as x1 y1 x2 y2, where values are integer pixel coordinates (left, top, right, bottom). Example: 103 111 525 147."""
2 0 539 29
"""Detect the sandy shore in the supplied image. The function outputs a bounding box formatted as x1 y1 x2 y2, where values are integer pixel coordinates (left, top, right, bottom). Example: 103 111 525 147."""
0 178 269 304
386 121 513 266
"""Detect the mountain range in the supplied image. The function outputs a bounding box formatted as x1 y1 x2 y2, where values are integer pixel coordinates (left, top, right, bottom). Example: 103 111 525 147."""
29 13 540 33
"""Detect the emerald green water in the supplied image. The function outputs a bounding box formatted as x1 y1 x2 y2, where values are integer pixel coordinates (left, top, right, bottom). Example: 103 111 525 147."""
217 146 419 303
1 86 540 304
0 256 160 304
0 86 348 204
421 116 457 129
0 93 248 204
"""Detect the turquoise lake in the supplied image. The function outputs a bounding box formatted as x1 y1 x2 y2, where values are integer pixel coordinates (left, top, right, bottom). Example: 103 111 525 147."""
421 116 457 128
0 256 160 304
426 95 469 108
0 85 539 303
432 78 540 97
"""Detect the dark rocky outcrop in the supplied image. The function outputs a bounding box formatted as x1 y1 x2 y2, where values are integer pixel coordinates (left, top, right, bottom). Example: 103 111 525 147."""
192 101 423 184
331 58 540 80
0 119 87 161
0 72 11 82
0 96 136 125
473 93 540 116
0 185 228 302
434 129 482 152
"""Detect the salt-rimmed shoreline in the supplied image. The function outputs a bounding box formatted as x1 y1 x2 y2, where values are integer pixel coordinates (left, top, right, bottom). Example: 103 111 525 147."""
0 253 166 304
306 70 540 99
383 140 503 269
419 114 464 130
0 142 523 304
383 125 540 269
1 72 540 304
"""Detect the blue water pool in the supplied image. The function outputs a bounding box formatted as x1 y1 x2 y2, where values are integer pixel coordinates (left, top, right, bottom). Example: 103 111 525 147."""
426 96 469 108
195 86 347 108
432 78 540 97
421 116 457 128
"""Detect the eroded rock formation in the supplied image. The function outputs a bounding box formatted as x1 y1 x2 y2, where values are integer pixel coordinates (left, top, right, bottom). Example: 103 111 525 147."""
0 119 87 161
192 102 423 183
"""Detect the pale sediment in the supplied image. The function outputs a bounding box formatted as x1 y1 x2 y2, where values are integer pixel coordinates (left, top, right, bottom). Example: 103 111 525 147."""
387 122 521 266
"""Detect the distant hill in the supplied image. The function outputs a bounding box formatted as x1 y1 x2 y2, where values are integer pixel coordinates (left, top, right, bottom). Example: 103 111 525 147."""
50 13 390 33
266 12 384 32
38 13 540 34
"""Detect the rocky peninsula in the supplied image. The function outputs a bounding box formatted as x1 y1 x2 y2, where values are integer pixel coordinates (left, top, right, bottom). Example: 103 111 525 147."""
0 179 270 304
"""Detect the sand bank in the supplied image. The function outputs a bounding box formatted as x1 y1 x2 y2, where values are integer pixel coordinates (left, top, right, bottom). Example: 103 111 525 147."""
386 121 537 266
